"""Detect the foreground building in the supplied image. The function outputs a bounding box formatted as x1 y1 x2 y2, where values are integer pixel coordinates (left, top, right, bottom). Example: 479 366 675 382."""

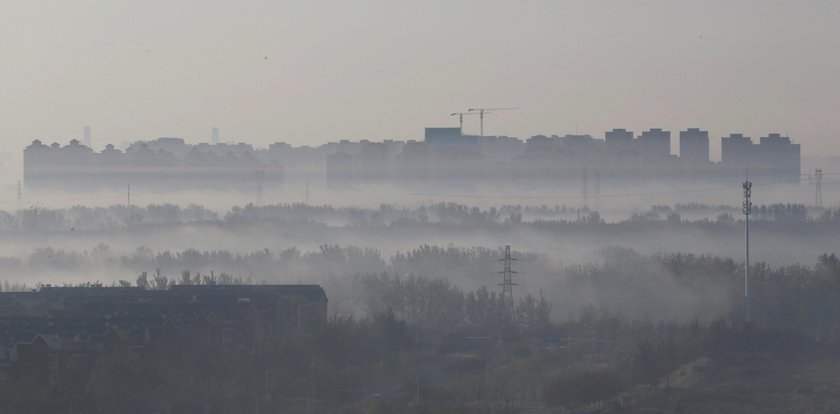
0 284 327 380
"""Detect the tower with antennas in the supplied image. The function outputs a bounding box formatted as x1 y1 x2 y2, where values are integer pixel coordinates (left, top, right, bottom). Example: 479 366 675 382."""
743 172 752 324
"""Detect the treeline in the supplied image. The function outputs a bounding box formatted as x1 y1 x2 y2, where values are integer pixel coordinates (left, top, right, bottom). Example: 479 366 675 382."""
0 244 543 286
6 247 840 334
144 249 840 335
0 201 838 233
340 249 840 335
0 274 553 414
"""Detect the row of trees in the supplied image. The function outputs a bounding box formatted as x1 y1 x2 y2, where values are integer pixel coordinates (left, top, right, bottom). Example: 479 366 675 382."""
1 201 837 232
3 250 840 412
5 246 840 334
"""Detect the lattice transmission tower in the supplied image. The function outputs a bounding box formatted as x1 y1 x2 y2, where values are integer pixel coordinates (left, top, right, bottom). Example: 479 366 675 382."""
499 245 518 321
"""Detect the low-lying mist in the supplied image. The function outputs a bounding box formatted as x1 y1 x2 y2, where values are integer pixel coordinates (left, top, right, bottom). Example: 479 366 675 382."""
10 178 837 216
0 201 835 267
0 200 836 325
0 244 741 324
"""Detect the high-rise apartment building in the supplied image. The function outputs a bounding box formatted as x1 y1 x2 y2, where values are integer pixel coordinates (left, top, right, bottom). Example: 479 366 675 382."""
679 128 709 162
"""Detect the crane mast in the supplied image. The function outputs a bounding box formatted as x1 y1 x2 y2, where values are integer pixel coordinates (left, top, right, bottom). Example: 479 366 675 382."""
467 107 518 137
449 112 479 132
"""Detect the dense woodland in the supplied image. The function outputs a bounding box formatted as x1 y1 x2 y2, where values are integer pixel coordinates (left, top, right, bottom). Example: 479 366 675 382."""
2 250 840 413
2 202 840 412
0 202 838 233
2 244 840 325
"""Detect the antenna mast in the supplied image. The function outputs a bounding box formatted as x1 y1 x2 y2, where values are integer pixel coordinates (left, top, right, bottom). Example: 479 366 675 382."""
742 172 752 324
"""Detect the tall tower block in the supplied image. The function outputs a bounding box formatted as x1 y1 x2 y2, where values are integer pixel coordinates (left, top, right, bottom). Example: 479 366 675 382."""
679 128 709 162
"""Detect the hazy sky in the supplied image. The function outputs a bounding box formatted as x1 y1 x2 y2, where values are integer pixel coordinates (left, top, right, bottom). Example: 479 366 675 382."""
1 0 839 159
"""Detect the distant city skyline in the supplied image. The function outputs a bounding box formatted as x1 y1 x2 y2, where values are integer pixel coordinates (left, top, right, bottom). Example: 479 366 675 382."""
1 1 839 160
22 129 801 192
9 125 811 162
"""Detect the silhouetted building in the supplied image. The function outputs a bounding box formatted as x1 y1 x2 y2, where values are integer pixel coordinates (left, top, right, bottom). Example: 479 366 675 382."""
0 284 328 378
23 126 802 189
424 127 480 150
326 152 354 183
638 128 671 158
758 133 800 182
721 133 800 182
679 128 709 162
721 133 754 164
424 127 463 144
605 129 635 155
24 137 284 190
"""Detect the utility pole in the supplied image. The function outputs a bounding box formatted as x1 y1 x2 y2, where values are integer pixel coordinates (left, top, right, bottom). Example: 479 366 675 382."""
499 245 517 322
742 173 752 324
815 168 823 208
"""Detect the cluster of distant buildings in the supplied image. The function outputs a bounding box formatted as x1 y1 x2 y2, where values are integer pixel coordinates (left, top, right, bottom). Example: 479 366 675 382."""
23 126 801 189
23 138 284 189
0 285 327 380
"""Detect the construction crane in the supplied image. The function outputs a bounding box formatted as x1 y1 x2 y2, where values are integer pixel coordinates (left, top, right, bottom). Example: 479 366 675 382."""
449 112 479 132
467 107 518 137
